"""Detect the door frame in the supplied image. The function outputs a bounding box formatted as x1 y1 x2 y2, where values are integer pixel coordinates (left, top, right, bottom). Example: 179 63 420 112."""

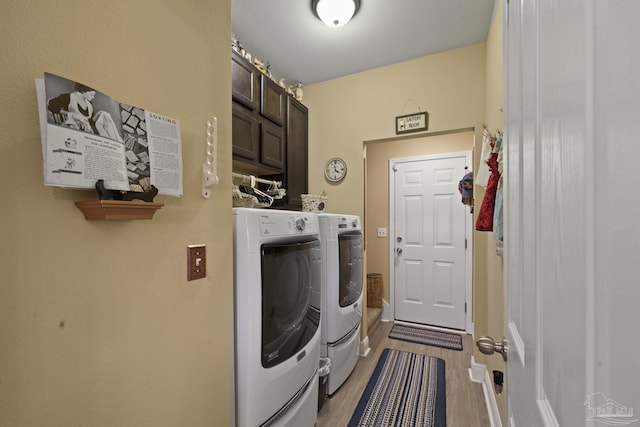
388 150 473 333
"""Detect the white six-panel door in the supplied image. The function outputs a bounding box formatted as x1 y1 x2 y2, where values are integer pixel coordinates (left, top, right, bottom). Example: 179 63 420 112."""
391 152 470 330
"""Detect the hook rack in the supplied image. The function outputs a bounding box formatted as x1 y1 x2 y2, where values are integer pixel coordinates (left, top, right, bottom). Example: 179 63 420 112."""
202 116 220 199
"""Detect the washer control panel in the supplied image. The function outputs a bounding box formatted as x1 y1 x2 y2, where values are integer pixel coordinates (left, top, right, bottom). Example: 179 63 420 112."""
336 216 361 230
259 212 319 236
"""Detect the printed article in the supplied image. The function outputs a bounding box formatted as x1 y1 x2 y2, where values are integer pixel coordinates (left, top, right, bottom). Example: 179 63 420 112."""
36 72 183 196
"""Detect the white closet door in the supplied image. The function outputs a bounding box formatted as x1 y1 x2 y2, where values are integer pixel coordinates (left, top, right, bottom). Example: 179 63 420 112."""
504 0 640 426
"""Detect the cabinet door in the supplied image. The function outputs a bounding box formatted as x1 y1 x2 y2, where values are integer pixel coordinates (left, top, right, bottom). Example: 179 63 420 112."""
232 51 258 110
286 97 308 208
232 102 259 161
260 120 285 171
260 75 285 125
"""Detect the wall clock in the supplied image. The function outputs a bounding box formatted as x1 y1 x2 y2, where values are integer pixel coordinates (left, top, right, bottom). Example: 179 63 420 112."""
325 157 347 183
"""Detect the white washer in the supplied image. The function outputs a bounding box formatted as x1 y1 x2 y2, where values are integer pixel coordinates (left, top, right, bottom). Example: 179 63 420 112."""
318 213 363 395
233 208 321 427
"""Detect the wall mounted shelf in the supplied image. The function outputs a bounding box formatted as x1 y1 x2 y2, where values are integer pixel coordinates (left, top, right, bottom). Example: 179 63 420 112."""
75 200 164 220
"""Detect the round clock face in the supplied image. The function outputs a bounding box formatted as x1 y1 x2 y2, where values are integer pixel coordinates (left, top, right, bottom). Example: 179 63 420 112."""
325 158 347 182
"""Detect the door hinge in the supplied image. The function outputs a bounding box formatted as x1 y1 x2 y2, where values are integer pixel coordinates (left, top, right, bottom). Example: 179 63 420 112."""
465 238 467 249
392 164 398 172
465 303 467 313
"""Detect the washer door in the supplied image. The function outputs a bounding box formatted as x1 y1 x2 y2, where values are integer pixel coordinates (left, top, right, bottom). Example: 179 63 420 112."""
261 239 321 368
338 232 363 307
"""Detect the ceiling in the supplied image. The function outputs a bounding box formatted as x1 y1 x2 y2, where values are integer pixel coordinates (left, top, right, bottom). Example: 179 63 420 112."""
231 0 496 86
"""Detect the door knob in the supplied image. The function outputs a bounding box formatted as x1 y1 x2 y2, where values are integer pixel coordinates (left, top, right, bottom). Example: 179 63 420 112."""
476 336 508 361
396 247 403 255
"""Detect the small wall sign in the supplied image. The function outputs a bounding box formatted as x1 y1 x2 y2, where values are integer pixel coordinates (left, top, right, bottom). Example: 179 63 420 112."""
395 112 428 135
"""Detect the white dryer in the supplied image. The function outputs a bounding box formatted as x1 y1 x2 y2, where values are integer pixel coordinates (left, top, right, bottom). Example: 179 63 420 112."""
233 208 321 427
318 213 363 395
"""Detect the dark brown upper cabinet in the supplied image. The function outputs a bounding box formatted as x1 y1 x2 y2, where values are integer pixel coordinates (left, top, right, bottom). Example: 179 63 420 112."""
284 97 308 209
260 75 285 125
231 50 308 206
232 50 258 110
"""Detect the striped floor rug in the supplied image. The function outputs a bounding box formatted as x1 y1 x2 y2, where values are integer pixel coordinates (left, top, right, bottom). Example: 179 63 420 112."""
348 348 446 427
389 323 463 351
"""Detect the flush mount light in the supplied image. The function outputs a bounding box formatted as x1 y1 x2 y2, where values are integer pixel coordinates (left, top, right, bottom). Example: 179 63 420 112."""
312 0 361 28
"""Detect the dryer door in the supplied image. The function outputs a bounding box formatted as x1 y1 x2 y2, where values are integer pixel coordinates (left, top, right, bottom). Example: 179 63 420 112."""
338 232 363 307
261 239 321 368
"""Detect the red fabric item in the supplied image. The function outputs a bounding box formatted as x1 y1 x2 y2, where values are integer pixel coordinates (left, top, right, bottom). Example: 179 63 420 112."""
475 152 500 231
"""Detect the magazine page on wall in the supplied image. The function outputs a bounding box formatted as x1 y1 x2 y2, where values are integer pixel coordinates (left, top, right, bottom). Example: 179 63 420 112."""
35 72 183 197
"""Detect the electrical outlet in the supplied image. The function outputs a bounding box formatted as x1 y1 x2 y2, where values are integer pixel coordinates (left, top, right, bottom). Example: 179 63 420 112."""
377 228 387 238
187 245 206 281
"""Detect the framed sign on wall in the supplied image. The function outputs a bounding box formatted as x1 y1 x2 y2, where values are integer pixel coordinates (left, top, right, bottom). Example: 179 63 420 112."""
395 112 428 135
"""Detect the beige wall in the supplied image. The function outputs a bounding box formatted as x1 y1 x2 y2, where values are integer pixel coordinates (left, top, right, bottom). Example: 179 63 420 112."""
304 44 487 217
481 0 506 419
0 2 233 426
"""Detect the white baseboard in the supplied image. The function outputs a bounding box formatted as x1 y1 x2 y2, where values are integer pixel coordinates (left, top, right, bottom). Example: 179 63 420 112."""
359 335 370 357
469 356 503 427
382 299 391 321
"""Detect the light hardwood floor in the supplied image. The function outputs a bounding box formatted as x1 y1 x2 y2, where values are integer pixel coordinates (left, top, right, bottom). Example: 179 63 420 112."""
316 321 491 426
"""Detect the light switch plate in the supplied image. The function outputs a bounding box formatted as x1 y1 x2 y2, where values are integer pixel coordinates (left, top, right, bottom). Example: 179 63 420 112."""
187 245 206 281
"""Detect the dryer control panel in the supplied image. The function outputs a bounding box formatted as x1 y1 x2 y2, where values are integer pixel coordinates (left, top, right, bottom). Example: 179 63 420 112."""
259 212 320 236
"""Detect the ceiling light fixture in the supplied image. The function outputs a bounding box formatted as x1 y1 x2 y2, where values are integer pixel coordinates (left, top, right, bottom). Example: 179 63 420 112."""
312 0 361 28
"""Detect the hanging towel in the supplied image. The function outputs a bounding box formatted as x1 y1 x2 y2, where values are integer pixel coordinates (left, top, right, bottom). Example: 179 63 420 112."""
493 188 503 240
492 131 504 240
475 128 493 188
475 150 500 231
